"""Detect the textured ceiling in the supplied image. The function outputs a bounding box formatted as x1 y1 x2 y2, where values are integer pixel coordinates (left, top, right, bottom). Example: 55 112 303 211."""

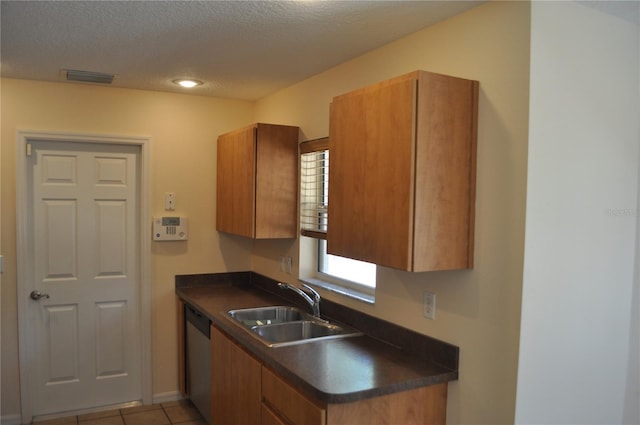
1 0 483 100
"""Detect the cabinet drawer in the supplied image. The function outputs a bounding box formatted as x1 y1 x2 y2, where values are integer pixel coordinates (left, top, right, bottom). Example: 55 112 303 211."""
262 367 326 425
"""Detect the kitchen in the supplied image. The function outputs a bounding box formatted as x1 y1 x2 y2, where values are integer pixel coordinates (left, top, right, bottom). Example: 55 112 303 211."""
1 1 639 425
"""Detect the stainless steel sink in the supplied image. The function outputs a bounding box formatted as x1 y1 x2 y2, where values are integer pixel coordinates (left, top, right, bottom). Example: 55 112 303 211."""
252 320 344 342
228 306 310 326
226 306 361 347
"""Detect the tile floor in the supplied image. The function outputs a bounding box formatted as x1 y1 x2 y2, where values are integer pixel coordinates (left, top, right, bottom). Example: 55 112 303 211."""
32 399 206 425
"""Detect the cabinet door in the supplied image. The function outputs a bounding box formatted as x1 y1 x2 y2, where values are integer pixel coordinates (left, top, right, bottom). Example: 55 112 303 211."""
211 326 261 425
216 123 299 239
328 71 478 271
254 124 299 239
328 76 417 270
216 126 256 238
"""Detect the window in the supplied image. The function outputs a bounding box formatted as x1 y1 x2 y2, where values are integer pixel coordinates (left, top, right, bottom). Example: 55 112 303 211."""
299 138 376 302
300 142 328 237
318 240 376 289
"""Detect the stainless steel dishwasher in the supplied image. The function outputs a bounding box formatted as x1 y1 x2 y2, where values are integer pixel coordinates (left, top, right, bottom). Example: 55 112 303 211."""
185 304 211 424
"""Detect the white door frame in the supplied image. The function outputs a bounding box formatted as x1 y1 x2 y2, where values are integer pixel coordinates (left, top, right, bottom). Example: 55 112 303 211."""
16 130 152 423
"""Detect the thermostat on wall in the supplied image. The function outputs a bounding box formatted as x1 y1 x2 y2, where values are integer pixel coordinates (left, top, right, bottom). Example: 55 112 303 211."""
153 216 188 241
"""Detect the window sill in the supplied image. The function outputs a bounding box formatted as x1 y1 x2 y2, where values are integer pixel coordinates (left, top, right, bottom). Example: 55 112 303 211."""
300 277 375 305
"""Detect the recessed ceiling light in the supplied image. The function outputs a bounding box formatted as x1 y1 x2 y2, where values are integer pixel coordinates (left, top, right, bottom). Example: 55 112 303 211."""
172 79 203 88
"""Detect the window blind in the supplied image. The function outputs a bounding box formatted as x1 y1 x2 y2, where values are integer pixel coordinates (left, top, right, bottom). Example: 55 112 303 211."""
300 138 329 239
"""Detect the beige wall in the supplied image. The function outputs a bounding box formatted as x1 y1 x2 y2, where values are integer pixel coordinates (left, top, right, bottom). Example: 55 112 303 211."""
518 2 640 423
0 79 254 415
253 2 530 424
1 1 529 423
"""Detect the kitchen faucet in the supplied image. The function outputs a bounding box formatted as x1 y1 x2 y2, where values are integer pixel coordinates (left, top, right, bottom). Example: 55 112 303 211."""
277 282 322 318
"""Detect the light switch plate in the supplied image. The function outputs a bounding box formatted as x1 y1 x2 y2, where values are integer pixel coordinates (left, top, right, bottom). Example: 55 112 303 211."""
165 192 176 211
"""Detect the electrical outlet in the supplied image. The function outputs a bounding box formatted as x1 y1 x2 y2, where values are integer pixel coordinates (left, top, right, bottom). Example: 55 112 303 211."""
423 291 436 320
279 256 292 274
284 256 292 274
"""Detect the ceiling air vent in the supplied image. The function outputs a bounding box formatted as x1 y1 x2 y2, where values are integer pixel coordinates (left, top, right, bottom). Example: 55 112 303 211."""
65 69 115 84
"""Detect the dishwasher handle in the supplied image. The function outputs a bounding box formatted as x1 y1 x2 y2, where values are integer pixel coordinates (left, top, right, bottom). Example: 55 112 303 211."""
185 304 211 338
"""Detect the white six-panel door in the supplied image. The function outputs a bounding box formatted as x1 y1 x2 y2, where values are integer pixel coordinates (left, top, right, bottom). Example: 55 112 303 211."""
27 141 141 416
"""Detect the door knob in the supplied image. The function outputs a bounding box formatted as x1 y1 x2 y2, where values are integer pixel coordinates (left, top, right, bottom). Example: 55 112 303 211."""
30 290 50 300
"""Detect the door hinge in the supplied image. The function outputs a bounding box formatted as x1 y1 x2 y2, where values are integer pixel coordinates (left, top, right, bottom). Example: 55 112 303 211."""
26 143 32 156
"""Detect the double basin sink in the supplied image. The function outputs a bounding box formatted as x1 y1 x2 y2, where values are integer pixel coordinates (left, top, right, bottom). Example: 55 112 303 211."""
227 306 361 347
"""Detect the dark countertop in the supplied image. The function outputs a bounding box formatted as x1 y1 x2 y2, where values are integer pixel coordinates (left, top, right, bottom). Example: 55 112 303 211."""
176 272 458 405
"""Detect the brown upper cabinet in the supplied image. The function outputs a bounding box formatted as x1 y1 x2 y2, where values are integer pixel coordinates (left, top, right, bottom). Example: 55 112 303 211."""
216 123 299 239
328 71 479 272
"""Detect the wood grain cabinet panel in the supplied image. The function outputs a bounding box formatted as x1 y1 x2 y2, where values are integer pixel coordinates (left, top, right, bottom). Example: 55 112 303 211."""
216 123 299 239
261 404 288 425
262 364 447 425
328 70 479 271
210 325 261 425
209 325 448 425
177 299 186 396
325 383 447 425
262 367 326 425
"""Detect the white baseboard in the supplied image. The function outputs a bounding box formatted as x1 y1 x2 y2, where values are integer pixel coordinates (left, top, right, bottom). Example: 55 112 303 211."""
152 391 184 404
1 414 23 425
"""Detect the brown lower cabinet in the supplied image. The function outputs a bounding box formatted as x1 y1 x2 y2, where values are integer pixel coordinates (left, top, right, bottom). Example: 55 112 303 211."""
210 325 261 424
210 325 448 425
